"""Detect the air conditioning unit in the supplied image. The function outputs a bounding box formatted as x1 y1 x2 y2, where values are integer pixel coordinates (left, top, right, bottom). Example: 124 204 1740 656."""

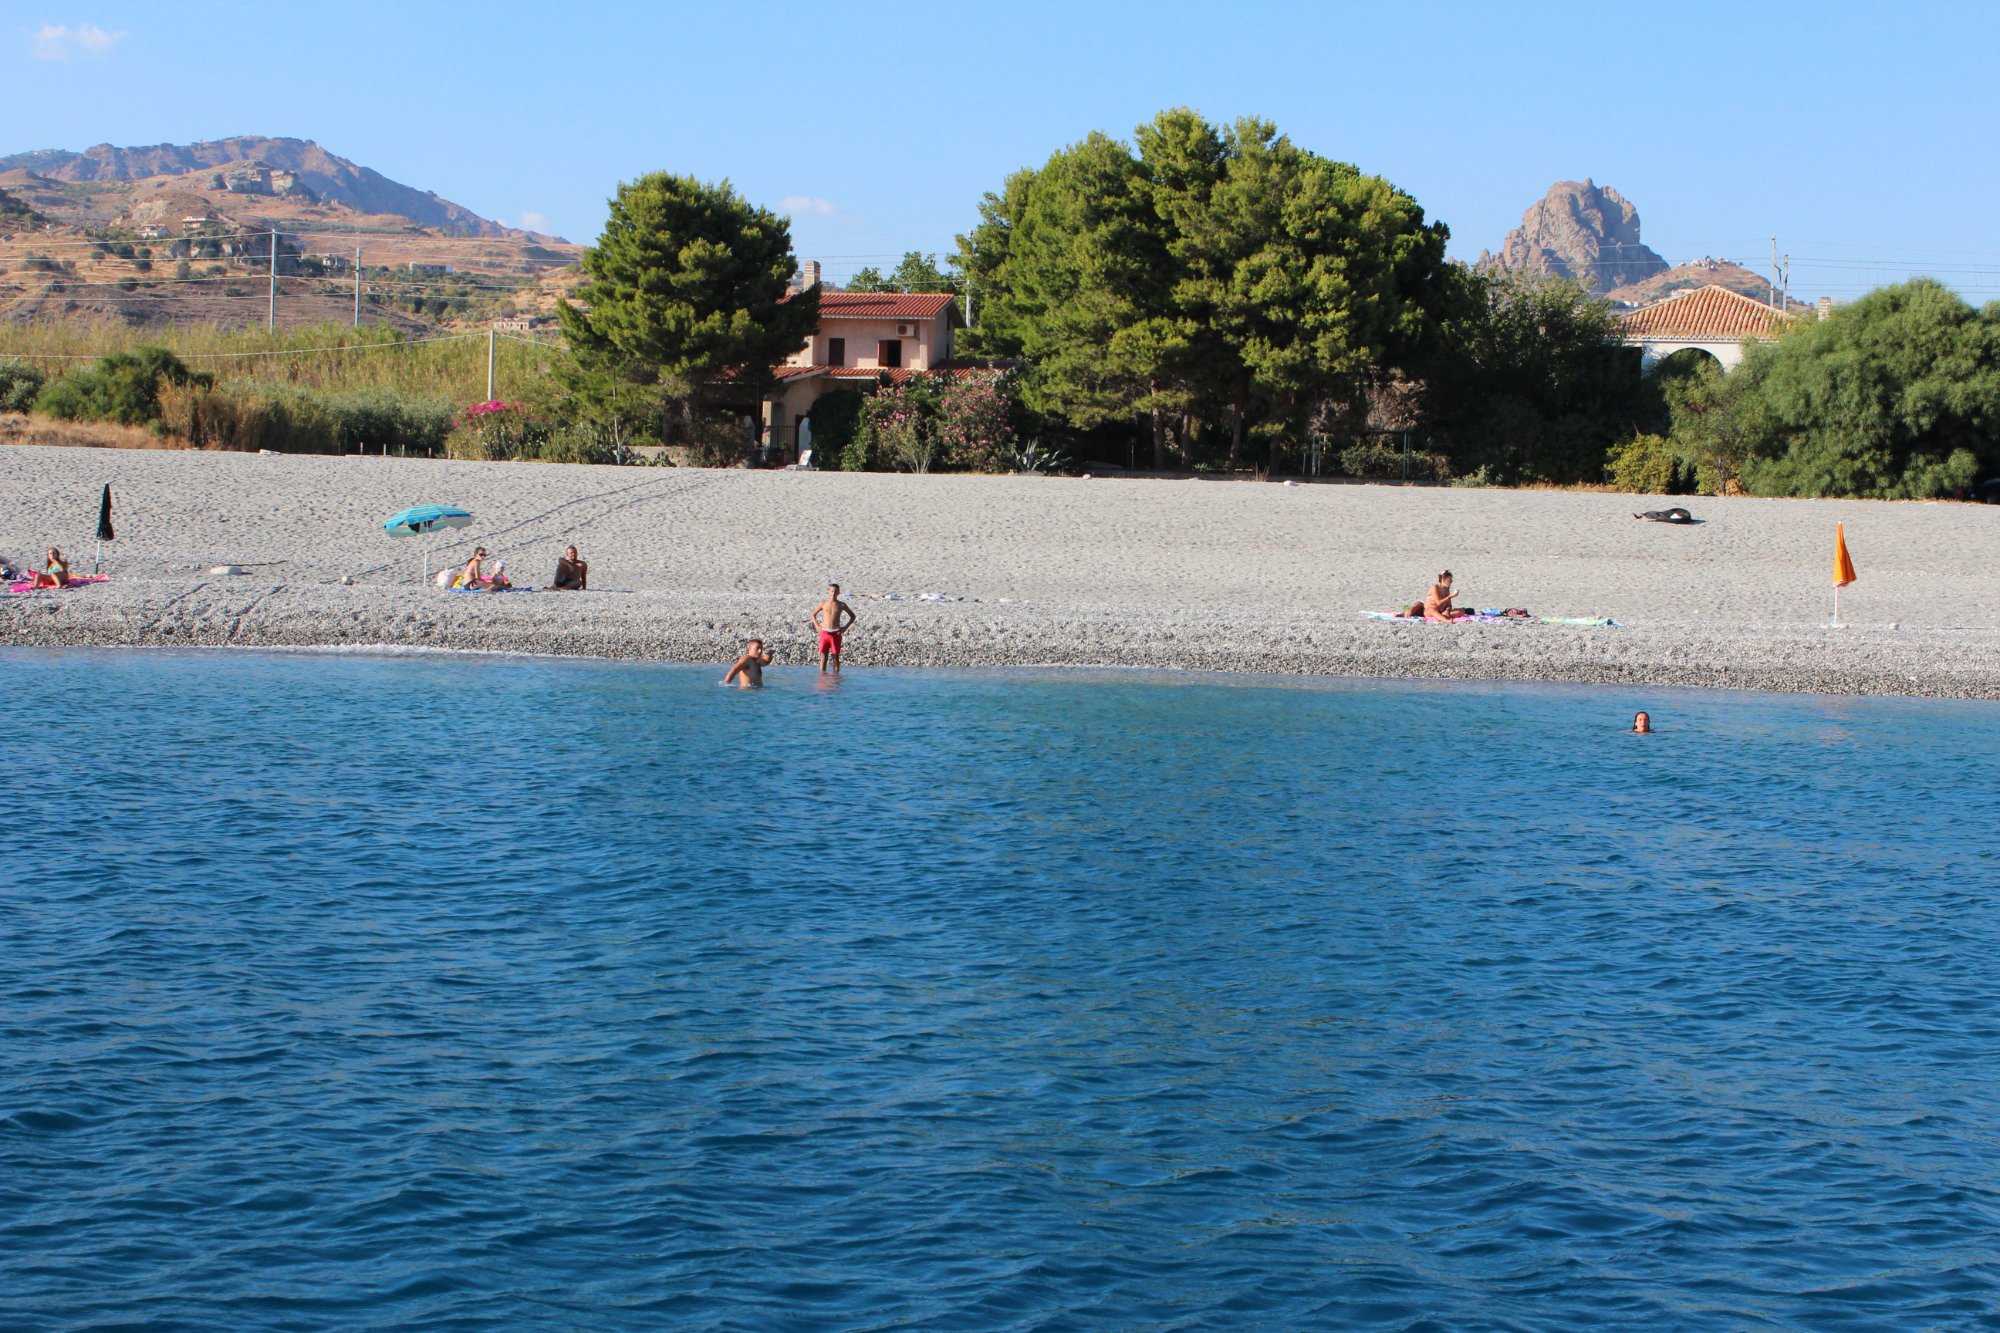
896 323 914 337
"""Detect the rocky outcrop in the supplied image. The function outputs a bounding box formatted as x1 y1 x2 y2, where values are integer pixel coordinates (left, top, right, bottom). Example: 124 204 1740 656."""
1478 179 1670 295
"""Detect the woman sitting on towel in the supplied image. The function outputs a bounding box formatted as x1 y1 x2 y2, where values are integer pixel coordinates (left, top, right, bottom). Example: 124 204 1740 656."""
454 548 491 590
1423 570 1469 622
30 547 70 590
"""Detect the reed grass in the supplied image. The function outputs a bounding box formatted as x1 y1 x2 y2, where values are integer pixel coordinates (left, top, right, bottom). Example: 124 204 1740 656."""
0 320 562 403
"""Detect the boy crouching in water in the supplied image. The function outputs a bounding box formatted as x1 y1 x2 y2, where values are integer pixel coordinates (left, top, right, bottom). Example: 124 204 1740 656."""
723 639 774 688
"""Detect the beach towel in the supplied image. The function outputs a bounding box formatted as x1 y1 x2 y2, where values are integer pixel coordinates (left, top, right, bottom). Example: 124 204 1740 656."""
1361 609 1618 627
1363 609 1510 623
447 585 535 595
7 574 109 594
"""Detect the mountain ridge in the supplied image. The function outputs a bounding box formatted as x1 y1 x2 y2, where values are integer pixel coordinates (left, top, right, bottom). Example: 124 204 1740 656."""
0 136 558 242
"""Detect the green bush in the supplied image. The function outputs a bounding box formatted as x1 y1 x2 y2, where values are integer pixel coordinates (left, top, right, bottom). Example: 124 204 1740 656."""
34 346 212 426
1605 433 1694 494
806 389 864 465
0 359 46 413
531 429 616 465
1338 440 1451 481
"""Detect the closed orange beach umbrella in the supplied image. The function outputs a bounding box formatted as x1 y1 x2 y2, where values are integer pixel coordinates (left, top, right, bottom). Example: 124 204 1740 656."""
1833 523 1858 587
1830 522 1858 627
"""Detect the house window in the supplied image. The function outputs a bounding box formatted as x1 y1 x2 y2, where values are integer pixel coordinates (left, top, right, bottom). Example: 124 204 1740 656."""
878 339 902 369
827 336 845 367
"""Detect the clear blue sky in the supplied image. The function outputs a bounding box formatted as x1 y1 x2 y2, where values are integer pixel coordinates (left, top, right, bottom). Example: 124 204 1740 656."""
8 1 1998 301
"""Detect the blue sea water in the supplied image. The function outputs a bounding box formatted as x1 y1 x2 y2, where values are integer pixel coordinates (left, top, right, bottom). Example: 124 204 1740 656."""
4 649 2000 1332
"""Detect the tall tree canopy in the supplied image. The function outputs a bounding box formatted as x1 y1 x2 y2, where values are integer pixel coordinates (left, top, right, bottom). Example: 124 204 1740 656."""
847 252 960 295
558 173 817 437
956 109 1452 470
1694 279 2000 498
1420 272 1653 485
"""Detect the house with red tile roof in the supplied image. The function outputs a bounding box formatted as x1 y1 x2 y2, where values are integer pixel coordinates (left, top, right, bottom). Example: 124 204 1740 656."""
1618 284 1794 371
759 289 984 457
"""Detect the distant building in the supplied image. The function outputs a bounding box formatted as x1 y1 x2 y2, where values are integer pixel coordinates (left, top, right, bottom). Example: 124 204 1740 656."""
135 224 168 240
758 290 991 454
405 262 452 277
490 315 547 334
1618 284 1792 372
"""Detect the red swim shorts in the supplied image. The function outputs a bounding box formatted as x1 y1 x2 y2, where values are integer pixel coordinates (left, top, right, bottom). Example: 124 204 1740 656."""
818 630 843 656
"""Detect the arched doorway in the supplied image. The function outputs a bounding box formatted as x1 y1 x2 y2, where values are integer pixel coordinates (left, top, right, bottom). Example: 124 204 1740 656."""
1647 346 1723 384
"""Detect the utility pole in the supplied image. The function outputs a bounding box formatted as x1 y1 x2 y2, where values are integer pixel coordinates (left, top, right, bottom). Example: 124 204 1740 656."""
267 229 278 333
353 246 361 327
487 327 496 401
1770 236 1780 310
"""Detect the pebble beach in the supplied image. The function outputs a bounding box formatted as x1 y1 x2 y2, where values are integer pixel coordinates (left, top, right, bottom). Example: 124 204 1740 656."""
5 443 1998 698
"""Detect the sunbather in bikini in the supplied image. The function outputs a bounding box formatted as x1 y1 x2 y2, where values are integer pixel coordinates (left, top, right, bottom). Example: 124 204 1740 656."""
1423 570 1470 622
30 547 69 590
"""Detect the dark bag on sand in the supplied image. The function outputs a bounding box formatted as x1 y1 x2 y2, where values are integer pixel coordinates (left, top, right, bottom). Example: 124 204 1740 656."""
1636 507 1694 524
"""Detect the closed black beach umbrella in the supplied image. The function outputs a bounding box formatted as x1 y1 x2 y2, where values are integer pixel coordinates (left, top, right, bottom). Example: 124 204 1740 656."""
97 484 114 542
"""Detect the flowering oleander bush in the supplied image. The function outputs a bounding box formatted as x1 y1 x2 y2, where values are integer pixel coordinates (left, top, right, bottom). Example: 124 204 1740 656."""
852 371 1022 473
859 379 941 472
448 398 566 461
936 376 1016 473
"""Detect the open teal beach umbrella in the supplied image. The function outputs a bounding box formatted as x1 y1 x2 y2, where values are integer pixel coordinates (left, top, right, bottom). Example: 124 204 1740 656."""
383 504 471 582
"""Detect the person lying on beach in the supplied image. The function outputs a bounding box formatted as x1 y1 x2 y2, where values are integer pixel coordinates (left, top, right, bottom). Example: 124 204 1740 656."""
552 546 588 590
30 547 70 590
1423 570 1470 622
724 639 773 688
812 583 856 673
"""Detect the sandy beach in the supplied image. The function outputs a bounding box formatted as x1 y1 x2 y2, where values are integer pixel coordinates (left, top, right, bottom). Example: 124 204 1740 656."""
4 442 1998 697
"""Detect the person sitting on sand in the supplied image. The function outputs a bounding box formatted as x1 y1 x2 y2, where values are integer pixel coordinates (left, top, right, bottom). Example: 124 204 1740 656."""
30 547 70 590
1631 711 1653 734
1423 570 1469 622
812 582 856 674
553 545 588 591
723 639 773 688
454 548 491 590
485 559 511 591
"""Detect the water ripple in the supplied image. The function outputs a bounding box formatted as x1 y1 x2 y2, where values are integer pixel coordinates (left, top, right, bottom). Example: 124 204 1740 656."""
4 650 2000 1330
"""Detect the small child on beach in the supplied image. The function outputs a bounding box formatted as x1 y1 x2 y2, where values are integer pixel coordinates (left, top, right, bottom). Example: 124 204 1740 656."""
723 640 773 688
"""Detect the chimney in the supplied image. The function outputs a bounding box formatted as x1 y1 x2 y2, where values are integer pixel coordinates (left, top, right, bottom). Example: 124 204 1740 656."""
800 259 822 290
1816 296 1833 320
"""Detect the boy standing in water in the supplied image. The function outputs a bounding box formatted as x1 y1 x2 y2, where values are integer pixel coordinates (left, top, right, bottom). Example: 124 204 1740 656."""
723 639 773 688
811 583 857 673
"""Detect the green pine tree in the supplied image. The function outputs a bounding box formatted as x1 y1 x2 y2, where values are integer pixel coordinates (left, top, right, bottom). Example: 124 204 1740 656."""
557 173 818 441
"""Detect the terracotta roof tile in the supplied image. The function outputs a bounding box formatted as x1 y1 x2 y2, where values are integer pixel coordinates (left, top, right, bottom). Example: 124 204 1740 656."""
1619 285 1791 341
820 291 956 318
804 291 958 320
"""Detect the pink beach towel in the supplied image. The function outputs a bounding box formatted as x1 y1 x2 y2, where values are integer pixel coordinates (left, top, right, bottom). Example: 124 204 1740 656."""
7 574 109 594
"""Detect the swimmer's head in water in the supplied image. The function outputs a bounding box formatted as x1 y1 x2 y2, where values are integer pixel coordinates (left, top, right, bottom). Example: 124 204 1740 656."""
1633 711 1652 733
